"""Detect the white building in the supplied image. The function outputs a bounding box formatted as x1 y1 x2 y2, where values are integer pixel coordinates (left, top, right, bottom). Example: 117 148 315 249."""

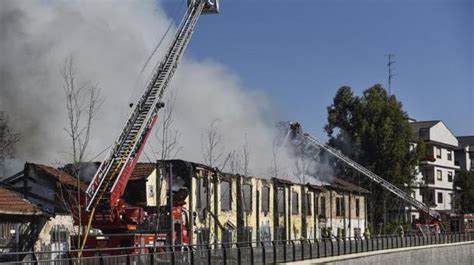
455 136 474 172
408 120 460 221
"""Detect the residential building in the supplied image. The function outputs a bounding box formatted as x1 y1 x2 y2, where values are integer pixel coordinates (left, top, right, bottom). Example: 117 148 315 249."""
409 120 460 221
0 185 46 260
455 136 474 172
0 163 83 259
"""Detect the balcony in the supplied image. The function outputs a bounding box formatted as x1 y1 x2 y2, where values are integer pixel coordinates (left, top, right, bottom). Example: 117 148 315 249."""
421 155 436 162
419 171 435 185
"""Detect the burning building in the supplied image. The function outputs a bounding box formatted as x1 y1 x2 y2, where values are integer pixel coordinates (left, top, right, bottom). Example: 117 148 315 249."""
128 159 369 244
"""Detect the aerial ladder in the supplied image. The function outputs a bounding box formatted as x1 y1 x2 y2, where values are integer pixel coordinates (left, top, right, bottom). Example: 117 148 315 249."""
80 0 220 237
283 122 441 226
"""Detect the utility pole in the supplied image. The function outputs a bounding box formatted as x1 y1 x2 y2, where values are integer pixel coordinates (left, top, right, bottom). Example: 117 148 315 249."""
386 54 395 95
168 163 174 246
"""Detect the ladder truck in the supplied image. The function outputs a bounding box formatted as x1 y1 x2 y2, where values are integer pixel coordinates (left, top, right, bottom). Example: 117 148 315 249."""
282 122 441 234
74 0 220 253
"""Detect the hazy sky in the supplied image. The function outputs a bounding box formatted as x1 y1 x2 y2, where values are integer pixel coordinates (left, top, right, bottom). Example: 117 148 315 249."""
163 0 473 140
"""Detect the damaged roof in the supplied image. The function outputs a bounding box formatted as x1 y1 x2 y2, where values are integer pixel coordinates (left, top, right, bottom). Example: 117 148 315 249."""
328 177 370 194
129 163 156 181
33 164 88 191
159 159 370 194
0 185 44 215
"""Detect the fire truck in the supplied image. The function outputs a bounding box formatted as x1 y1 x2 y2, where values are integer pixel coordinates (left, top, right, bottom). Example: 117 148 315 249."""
71 0 219 255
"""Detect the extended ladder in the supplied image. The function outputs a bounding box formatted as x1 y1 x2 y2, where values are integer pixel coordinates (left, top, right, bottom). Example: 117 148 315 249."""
85 1 209 212
286 122 440 220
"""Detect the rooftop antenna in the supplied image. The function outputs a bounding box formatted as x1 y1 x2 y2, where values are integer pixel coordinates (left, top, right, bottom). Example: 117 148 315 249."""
386 53 395 95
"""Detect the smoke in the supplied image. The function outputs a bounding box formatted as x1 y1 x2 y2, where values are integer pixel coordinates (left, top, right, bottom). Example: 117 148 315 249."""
277 122 335 185
0 0 282 176
0 0 335 182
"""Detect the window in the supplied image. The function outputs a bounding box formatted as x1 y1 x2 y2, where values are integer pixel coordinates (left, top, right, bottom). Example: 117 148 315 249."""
220 180 231 211
221 226 233 245
355 198 360 217
147 184 155 198
304 193 312 216
320 196 326 218
424 168 434 184
291 191 299 214
51 225 68 243
277 188 285 214
437 192 443 204
259 225 272 242
197 228 210 245
0 223 16 240
354 228 361 238
336 197 345 217
447 151 452 161
436 147 442 159
261 186 270 213
447 171 453 182
419 128 429 138
242 184 252 212
449 193 453 208
436 170 442 181
337 228 345 238
422 190 434 205
243 226 252 242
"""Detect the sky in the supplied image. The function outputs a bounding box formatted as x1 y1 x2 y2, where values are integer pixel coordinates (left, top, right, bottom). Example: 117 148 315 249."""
0 0 472 177
163 0 474 140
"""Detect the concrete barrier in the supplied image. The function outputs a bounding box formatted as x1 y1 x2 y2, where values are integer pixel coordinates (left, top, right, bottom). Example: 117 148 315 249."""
284 241 474 265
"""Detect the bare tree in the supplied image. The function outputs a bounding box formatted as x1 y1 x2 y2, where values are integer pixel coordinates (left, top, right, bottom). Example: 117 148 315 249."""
0 111 21 176
201 119 224 168
60 55 103 249
153 92 182 237
267 137 281 179
227 150 241 174
226 136 251 175
155 92 182 160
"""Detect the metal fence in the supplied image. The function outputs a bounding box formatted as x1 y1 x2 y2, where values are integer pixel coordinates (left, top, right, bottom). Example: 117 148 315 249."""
1 232 473 265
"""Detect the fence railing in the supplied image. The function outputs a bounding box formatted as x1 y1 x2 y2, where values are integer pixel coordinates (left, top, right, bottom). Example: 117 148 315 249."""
1 232 473 264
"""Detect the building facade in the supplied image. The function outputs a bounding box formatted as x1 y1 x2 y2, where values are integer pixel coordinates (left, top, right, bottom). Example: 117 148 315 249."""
0 163 83 260
409 120 460 221
135 159 368 245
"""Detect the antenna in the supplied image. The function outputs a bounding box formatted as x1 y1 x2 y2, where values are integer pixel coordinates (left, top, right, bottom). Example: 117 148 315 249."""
385 54 395 95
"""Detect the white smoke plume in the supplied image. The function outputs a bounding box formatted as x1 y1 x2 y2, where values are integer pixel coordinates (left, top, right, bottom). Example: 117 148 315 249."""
0 0 336 184
0 0 290 177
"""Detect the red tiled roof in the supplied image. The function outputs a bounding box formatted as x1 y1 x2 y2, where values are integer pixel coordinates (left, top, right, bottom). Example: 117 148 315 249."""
129 163 156 181
0 186 43 215
33 164 88 191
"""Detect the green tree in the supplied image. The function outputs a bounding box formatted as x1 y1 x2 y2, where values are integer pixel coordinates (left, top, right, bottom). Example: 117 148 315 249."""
454 170 474 213
325 84 422 233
